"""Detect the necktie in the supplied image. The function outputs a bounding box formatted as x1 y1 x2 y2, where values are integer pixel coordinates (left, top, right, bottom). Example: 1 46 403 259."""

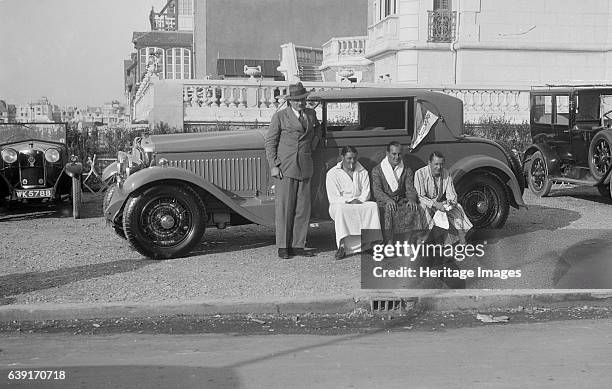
299 110 307 130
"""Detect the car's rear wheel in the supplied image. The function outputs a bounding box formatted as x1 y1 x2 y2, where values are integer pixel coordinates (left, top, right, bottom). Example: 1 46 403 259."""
527 151 553 197
588 130 612 181
123 184 206 259
457 174 509 229
71 176 81 219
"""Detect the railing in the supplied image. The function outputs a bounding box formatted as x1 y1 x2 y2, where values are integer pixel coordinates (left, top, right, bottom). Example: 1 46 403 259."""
153 14 177 31
322 36 368 64
428 10 456 43
182 80 369 123
295 45 323 64
132 77 531 125
439 87 530 123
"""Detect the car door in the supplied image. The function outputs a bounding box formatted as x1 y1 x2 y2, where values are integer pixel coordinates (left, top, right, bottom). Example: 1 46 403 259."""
552 94 573 160
530 94 555 145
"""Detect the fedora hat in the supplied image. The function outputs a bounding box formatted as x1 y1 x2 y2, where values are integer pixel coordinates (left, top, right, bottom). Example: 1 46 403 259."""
282 82 310 100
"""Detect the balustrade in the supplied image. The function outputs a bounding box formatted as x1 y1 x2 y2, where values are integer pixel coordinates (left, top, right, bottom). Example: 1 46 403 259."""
134 77 530 125
294 46 323 64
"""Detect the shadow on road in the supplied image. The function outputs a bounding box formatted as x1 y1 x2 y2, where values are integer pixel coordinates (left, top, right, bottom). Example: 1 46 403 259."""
471 204 581 244
553 232 612 288
0 258 153 304
0 366 240 389
546 185 612 205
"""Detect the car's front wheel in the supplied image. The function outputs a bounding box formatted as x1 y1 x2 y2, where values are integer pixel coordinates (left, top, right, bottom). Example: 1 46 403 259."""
123 184 206 259
527 151 553 197
457 174 509 229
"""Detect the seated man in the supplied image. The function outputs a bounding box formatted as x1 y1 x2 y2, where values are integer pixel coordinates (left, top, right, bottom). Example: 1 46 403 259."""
414 151 473 245
372 141 428 244
326 146 382 260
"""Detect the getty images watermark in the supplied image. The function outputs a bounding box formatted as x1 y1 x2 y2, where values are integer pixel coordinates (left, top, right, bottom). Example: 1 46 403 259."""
370 241 521 280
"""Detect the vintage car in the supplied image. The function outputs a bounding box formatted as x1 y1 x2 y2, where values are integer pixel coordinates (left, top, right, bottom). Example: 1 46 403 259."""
103 88 525 259
524 85 612 197
0 123 82 217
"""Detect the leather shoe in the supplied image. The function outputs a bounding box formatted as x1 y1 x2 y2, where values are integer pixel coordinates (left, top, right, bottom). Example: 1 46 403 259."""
292 248 315 257
278 248 290 259
334 247 345 260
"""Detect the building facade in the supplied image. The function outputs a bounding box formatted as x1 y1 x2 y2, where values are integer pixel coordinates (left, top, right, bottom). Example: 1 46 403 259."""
14 97 54 123
322 0 612 86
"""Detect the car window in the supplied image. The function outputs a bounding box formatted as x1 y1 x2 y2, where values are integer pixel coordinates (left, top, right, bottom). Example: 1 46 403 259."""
555 95 570 125
576 94 600 121
326 102 359 131
600 95 612 118
0 123 66 144
325 100 411 133
533 95 552 124
360 101 406 130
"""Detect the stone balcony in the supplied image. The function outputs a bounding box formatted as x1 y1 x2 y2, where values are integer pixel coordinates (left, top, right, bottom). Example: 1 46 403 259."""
321 36 372 70
366 15 400 59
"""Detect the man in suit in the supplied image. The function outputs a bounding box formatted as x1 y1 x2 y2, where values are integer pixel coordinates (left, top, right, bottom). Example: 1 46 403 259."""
265 82 321 259
371 141 428 244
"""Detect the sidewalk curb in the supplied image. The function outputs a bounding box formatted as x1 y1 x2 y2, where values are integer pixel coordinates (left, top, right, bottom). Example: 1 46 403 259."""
1 291 611 322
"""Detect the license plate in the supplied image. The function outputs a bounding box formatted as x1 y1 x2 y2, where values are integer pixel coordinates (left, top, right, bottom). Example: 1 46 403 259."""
15 189 52 199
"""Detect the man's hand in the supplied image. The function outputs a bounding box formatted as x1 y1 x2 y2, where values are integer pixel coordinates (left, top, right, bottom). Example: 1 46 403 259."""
385 200 397 213
405 199 418 211
444 200 456 211
433 201 446 212
347 199 362 204
271 166 283 179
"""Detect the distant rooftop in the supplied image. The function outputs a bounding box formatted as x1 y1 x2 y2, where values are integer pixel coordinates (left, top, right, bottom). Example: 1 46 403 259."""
132 31 193 47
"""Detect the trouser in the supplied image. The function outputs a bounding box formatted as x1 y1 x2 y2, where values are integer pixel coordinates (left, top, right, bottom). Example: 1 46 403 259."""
275 177 311 249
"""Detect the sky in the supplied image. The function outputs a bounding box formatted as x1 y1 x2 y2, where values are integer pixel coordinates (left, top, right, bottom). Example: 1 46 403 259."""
0 0 166 107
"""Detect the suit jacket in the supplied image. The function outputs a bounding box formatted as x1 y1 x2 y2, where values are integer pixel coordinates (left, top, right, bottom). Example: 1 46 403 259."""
265 107 320 180
371 162 418 208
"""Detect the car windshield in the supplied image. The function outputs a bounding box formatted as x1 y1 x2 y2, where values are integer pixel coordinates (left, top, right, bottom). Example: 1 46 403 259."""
575 94 612 121
0 123 66 144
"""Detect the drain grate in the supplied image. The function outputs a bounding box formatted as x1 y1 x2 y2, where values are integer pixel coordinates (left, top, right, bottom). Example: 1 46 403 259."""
370 299 409 312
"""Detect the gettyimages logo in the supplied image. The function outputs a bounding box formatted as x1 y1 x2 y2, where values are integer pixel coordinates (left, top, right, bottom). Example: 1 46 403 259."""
371 241 486 262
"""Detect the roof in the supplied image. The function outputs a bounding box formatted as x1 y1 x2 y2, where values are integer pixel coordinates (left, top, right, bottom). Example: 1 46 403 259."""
531 84 612 93
217 59 283 78
308 88 460 102
132 31 193 48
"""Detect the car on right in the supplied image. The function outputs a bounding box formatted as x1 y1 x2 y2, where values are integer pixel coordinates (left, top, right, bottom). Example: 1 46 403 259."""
524 84 612 198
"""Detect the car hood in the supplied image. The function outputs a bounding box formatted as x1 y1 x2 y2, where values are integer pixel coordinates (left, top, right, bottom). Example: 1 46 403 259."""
140 130 267 153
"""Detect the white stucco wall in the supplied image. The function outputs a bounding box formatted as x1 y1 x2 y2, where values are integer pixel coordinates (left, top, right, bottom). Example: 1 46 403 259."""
368 0 612 87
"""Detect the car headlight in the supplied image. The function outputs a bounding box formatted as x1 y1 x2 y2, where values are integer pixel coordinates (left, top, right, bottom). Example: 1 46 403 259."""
1 148 17 164
44 148 61 163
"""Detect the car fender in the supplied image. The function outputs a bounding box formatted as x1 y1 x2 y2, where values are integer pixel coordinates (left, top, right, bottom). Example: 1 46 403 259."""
102 161 118 182
113 166 268 225
522 144 561 177
450 155 526 208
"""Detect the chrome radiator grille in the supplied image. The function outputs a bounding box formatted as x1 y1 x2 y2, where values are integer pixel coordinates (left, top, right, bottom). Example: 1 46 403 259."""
172 157 264 193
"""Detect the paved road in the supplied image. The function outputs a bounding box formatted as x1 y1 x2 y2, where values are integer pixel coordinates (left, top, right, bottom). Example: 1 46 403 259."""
1 186 612 305
1 317 611 388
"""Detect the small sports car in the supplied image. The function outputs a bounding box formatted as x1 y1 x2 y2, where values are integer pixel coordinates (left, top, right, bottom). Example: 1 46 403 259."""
0 123 82 217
